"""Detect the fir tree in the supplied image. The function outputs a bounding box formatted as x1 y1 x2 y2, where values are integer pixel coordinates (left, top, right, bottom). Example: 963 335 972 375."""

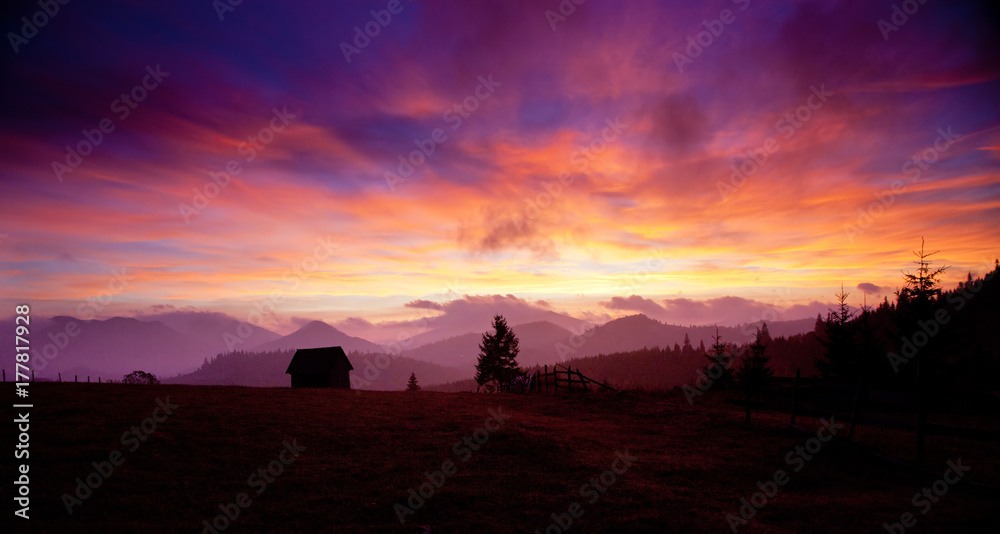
813 313 825 335
897 237 949 315
406 372 420 392
681 333 693 356
816 284 859 380
736 327 774 423
475 315 522 392
758 322 772 345
703 328 735 387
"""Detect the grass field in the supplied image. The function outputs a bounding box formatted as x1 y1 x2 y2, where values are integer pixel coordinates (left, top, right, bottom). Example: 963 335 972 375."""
4 383 996 533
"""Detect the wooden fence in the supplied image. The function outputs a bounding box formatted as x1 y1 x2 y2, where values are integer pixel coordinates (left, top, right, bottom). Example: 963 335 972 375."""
3 369 113 383
526 364 618 395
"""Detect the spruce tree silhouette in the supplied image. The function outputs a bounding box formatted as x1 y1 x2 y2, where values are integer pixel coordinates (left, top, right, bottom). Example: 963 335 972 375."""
406 372 421 392
894 239 950 461
475 315 522 392
703 327 734 388
817 284 859 380
736 326 774 423
897 237 949 317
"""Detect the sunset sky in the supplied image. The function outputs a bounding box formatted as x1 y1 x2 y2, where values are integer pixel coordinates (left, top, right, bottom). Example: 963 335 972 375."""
1 0 998 339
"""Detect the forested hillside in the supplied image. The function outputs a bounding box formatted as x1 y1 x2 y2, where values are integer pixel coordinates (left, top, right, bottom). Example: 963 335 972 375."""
167 349 470 390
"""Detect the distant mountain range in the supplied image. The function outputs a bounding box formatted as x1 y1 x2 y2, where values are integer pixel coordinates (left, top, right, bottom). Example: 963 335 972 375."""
5 312 280 380
396 320 578 370
8 310 817 387
395 314 816 371
248 320 383 353
395 307 593 348
553 314 818 360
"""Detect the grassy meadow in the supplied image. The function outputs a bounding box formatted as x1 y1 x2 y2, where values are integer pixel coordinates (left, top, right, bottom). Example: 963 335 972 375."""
4 383 997 533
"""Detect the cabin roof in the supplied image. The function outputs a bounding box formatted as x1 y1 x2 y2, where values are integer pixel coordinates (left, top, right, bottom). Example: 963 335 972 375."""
285 346 353 374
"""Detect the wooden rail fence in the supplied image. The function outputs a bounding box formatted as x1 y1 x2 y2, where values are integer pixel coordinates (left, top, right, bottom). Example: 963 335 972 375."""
526 364 618 395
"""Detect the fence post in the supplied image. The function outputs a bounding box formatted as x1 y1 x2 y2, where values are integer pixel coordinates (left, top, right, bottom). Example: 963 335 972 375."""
32 369 35 382
790 368 800 427
544 365 549 394
59 372 62 382
75 375 78 383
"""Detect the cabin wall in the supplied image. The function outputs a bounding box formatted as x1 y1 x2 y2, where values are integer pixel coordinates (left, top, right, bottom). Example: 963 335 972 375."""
290 371 350 388
333 369 351 389
291 373 332 388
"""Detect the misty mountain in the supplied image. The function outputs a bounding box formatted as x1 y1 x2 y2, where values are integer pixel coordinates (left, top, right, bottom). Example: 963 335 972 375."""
5 312 282 381
137 310 282 351
397 304 593 349
564 314 817 359
400 320 577 369
16 316 198 379
402 315 817 371
247 320 382 354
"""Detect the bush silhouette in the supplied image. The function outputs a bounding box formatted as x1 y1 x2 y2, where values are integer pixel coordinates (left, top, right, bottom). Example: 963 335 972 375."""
122 370 160 385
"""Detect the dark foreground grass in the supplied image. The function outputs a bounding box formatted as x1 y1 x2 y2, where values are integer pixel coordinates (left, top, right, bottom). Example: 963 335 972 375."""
3 383 996 533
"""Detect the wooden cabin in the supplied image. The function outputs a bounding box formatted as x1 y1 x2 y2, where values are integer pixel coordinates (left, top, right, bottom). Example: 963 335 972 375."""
285 346 353 388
